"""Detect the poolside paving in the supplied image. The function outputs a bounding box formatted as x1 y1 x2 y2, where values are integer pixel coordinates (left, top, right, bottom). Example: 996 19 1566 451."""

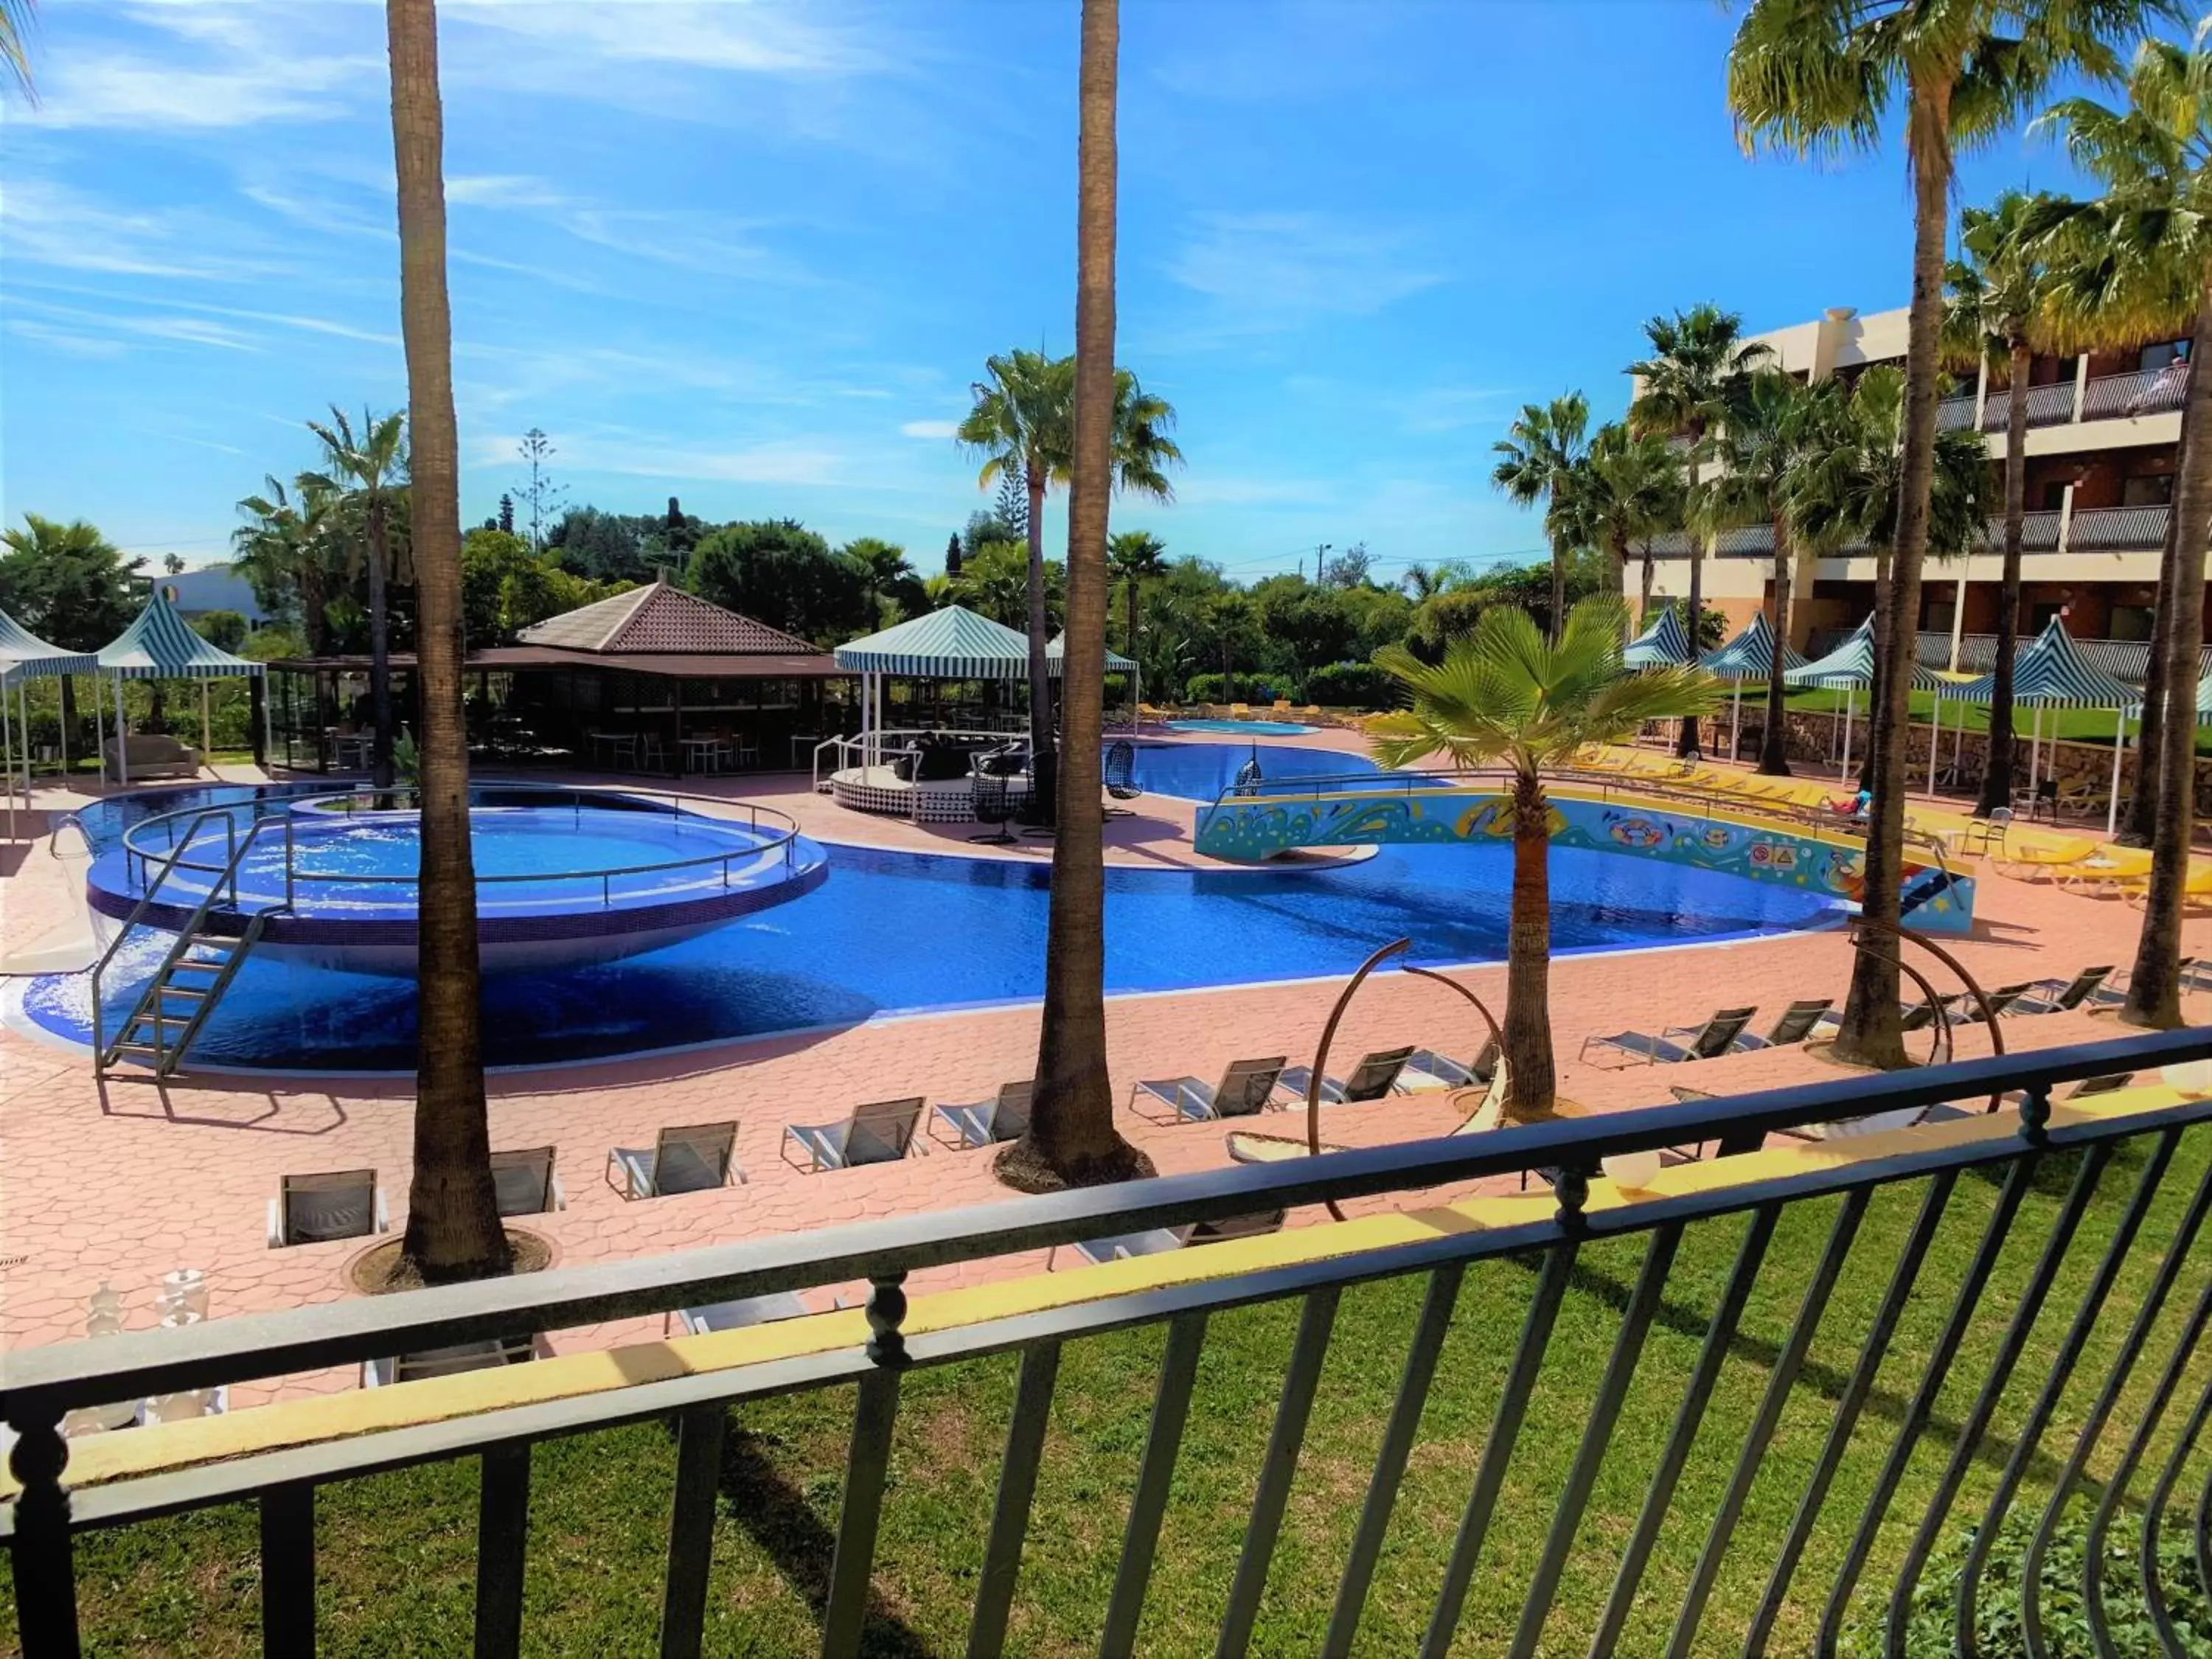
0 747 2205 1406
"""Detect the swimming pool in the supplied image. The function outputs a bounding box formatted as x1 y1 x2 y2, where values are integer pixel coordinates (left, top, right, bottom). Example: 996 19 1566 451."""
21 829 1833 1073
1168 718 1318 736
1124 740 1379 801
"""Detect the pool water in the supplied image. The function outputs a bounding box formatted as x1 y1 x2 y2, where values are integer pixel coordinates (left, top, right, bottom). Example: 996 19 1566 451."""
24 833 1832 1072
1124 741 1377 801
1168 718 1319 736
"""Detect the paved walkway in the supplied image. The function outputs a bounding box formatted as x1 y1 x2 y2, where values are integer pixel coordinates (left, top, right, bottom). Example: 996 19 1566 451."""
1 746 2205 1405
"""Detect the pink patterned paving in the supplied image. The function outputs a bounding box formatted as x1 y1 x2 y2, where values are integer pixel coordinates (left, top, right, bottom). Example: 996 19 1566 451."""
0 748 2205 1407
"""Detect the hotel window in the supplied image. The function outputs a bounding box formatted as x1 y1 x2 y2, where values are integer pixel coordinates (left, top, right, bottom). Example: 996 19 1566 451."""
2121 473 2174 507
2140 339 2192 371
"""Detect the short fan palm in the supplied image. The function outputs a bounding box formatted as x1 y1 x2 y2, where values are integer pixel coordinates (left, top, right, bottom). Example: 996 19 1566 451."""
1369 599 1721 1119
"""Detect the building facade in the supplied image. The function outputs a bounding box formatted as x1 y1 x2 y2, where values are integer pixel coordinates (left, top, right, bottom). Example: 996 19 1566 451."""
1634 303 2207 678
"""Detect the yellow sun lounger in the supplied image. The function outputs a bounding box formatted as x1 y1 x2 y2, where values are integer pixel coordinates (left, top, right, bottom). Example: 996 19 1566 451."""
1990 838 2100 880
2056 847 2155 894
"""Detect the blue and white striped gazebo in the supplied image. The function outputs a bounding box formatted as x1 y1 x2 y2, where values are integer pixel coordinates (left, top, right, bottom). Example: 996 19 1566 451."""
96 590 263 785
1784 616 1951 783
1622 603 1693 669
0 608 102 834
1951 618 2140 832
1698 612 1807 757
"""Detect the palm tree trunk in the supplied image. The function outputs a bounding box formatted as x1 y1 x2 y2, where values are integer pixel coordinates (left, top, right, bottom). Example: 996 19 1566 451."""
1679 453 1704 757
304 574 331 659
1759 524 1793 775
1023 465 1056 819
1975 337 2031 817
2121 279 2212 1029
366 503 396 791
1638 540 1655 626
387 0 509 1282
1608 532 1631 644
2121 386 2193 846
1548 537 1567 645
1832 80 1950 1071
998 0 1150 1192
1500 771 1556 1119
1126 574 1140 667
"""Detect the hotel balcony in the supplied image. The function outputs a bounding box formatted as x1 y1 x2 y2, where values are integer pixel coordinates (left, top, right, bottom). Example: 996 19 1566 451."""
1643 501 2171 563
1935 364 2188 434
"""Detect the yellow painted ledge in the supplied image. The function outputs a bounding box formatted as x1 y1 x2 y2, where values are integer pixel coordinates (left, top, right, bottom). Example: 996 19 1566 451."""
10 1089 2188 1499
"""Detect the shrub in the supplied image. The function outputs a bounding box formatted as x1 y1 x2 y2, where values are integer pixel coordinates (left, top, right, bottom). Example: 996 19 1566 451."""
1304 660 1400 711
1183 671 1292 705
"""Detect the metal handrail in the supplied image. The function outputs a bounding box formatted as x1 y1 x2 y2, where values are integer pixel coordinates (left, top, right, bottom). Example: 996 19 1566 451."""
812 726 1020 793
115 783 805 911
86 805 254 1069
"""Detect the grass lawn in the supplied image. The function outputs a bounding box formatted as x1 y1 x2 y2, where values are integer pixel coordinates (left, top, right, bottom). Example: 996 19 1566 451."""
15 1132 2212 1656
1774 686 2212 755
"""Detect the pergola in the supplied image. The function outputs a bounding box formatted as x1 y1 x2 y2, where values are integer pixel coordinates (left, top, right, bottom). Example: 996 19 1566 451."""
0 608 101 837
1950 618 2142 832
95 591 264 785
1784 616 1950 784
1699 612 1808 758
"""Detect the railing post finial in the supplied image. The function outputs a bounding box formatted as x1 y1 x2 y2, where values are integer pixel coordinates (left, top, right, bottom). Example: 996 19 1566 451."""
864 1273 909 1367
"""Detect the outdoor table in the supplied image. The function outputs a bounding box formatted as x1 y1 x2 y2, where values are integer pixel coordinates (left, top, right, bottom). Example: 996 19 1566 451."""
333 734 373 771
680 737 726 775
591 731 639 768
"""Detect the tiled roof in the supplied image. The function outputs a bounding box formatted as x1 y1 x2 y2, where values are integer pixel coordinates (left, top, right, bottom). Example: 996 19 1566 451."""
517 579 823 657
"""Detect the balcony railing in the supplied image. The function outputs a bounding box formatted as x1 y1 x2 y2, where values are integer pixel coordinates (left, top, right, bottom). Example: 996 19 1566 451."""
4 1029 2211 1656
1937 362 2189 434
1647 501 2170 562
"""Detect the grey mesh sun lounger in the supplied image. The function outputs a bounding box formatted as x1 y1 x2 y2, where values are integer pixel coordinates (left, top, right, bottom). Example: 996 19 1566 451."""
1401 1037 1501 1091
1049 1208 1287 1270
932 1082 1032 1148
2008 965 2115 1016
783 1096 925 1171
607 1121 740 1199
1733 998 1834 1051
1129 1057 1287 1124
1579 1006 1758 1068
267 1169 387 1248
1277 1045 1418 1104
488 1145 565 1217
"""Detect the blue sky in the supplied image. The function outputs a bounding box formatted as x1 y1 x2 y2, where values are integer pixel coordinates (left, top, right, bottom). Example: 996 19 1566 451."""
2 1 2114 585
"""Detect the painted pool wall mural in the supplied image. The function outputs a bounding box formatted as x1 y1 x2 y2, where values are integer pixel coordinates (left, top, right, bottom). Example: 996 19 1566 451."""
1194 782 1977 933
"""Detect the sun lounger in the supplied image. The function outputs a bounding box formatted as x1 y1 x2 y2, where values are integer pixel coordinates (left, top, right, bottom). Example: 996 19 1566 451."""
1942 983 2033 1025
1401 1037 1500 1091
607 1121 740 1199
932 1082 1032 1148
1049 1208 1286 1270
1663 1087 1770 1161
1579 1006 1759 1068
670 1292 811 1337
783 1096 925 1171
2056 848 2154 894
1129 1056 1287 1124
364 1335 535 1389
267 1169 388 1248
1277 1045 1418 1105
2008 965 2115 1017
2000 1073 2136 1111
1990 834 2096 879
489 1145 565 1217
1733 998 1834 1051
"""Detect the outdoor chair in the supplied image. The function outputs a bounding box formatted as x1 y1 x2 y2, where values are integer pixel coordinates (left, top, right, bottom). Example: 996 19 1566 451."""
1103 739 1142 818
363 1335 536 1390
783 1096 925 1171
1048 1208 1287 1271
1579 1006 1759 1068
1278 1044 1419 1105
668 1291 810 1338
267 1169 388 1248
1401 1036 1501 1091
932 1081 1032 1149
1128 1056 1288 1124
1961 807 2012 854
1733 998 1835 1052
605 1121 741 1200
1942 983 2034 1025
969 772 1017 845
2008 965 2116 1017
488 1145 564 1217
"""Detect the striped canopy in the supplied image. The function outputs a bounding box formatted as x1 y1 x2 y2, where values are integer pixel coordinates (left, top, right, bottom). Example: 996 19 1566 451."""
1622 604 1693 668
0 607 100 686
1698 611 1807 682
1046 633 1137 674
97 591 262 681
1950 618 2138 709
833 605 1127 679
1784 616 1949 693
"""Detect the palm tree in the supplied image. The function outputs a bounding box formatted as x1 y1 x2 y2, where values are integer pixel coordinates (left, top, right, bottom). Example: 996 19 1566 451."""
305 406 408 790
1700 371 1822 774
1492 393 1591 641
1400 560 1472 602
384 0 508 1282
1107 529 1166 666
1943 189 2066 817
2045 27 2212 1029
1370 600 1721 1119
842 537 917 627
1567 422 1686 644
998 0 1152 1193
959 353 1179 817
1729 0 2147 1070
233 476 344 656
1627 305 1775 756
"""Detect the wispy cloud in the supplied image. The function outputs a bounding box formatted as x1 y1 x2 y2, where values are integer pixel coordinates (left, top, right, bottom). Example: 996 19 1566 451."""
1164 211 1447 339
447 1 891 77
899 419 959 440
446 175 573 210
21 4 378 131
6 319 131 360
0 179 288 281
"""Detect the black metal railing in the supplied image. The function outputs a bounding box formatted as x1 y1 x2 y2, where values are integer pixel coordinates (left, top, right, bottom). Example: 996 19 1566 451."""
4 1028 2210 1657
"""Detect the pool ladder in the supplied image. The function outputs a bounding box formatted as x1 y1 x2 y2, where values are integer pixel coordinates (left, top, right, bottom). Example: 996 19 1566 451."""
93 810 292 1080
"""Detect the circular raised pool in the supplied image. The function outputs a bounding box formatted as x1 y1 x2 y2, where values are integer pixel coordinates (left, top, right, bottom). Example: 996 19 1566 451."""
1125 740 1379 801
24 807 1833 1071
82 786 827 976
1167 717 1318 736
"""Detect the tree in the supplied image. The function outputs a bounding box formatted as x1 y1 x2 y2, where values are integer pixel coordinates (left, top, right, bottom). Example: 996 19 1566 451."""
1729 0 2146 1070
1371 601 1721 1120
1000 0 1152 1193
1627 305 1775 757
1698 372 1823 773
497 492 515 537
993 468 1030 543
1107 528 1166 662
1320 542 1374 588
234 475 345 656
686 519 867 642
1400 560 1473 601
1565 422 1685 641
944 530 964 578
0 514 140 753
305 406 408 790
1944 189 2066 816
841 537 922 627
2045 27 2212 1029
191 610 248 653
1494 394 1592 641
161 552 185 577
385 0 509 1283
515 427 565 552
